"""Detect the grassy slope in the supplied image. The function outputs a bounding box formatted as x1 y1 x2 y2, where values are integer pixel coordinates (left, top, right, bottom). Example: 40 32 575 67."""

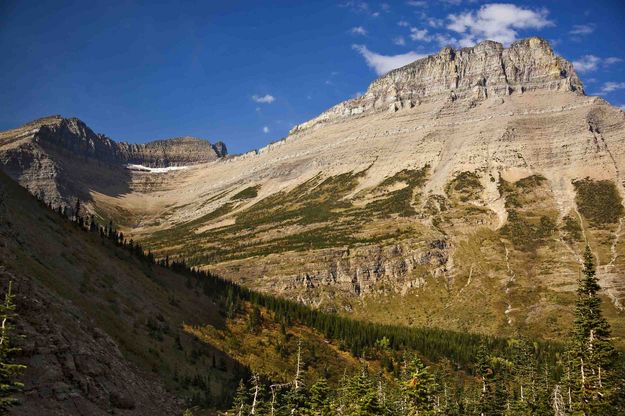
0 170 378 413
137 168 624 346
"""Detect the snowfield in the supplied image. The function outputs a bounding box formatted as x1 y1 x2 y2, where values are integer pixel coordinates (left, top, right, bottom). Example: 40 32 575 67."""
125 164 190 173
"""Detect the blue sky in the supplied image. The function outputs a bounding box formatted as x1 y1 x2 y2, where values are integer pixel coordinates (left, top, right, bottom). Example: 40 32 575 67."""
1 1 624 154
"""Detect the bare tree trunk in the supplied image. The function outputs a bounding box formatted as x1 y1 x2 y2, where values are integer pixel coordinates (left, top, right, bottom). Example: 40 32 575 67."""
552 384 565 416
0 281 12 347
294 339 302 390
251 374 259 415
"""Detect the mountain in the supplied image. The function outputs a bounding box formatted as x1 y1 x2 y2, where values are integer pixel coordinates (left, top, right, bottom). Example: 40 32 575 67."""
0 115 226 209
2 167 524 415
1 37 624 344
1 167 391 414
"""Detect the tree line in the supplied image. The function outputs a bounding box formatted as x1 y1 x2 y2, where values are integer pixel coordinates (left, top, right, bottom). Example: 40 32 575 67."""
5 196 621 415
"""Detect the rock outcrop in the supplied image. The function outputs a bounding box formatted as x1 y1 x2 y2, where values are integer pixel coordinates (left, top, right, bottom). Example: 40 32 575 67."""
0 115 227 208
27 115 227 166
1 37 625 341
291 37 583 133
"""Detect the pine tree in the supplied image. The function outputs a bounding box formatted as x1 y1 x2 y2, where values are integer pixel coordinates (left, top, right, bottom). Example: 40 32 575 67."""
570 246 618 415
74 198 81 222
230 379 249 416
248 305 262 333
283 339 308 414
307 377 332 416
337 365 385 416
401 356 439 414
0 281 26 412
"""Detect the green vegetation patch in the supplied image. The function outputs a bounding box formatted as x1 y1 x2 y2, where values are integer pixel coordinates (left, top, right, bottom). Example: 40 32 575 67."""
501 211 556 252
573 178 624 226
498 175 547 208
232 185 260 200
445 171 483 202
561 214 583 242
236 170 366 227
364 166 429 217
499 175 557 252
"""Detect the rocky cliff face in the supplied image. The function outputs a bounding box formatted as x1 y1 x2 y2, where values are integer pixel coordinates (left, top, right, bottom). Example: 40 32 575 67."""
0 115 227 208
291 37 583 132
30 115 227 166
1 37 624 342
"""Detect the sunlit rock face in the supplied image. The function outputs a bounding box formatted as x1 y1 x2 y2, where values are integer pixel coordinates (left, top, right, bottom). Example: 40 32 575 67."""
1 37 625 341
290 37 583 133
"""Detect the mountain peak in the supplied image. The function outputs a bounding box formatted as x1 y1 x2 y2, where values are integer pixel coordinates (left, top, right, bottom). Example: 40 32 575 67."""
291 37 583 134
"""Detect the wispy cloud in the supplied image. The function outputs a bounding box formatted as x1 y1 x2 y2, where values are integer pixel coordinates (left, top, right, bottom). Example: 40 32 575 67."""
569 24 595 36
599 82 625 94
262 126 270 134
447 3 553 46
605 57 623 65
340 1 384 17
252 94 275 104
398 20 410 27
410 27 431 41
572 55 601 73
406 0 427 7
352 44 427 75
427 17 444 28
573 55 623 73
351 26 367 36
434 33 458 47
393 36 406 46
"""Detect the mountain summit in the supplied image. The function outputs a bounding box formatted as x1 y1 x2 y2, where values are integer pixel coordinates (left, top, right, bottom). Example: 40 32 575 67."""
1 37 624 342
293 37 583 133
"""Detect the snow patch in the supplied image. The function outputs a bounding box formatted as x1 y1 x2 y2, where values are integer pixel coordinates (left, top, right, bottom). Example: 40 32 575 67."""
126 164 189 173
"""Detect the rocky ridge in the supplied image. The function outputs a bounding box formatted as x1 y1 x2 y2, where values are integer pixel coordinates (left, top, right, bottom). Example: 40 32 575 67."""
28 115 228 166
1 37 625 342
291 37 583 133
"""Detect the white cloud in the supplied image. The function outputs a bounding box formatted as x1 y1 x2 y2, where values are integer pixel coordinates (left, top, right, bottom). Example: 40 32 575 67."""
351 26 367 36
569 24 595 36
406 0 427 6
573 55 623 73
605 57 623 65
427 18 444 28
600 82 625 94
262 126 269 134
573 55 601 73
353 44 427 75
447 3 553 46
252 94 275 104
340 1 370 14
393 36 406 46
434 33 458 47
410 27 432 41
398 20 410 27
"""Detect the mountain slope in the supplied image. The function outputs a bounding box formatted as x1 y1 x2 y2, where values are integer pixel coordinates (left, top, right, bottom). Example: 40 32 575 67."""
1 37 624 343
0 169 392 414
0 168 242 414
0 115 227 210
